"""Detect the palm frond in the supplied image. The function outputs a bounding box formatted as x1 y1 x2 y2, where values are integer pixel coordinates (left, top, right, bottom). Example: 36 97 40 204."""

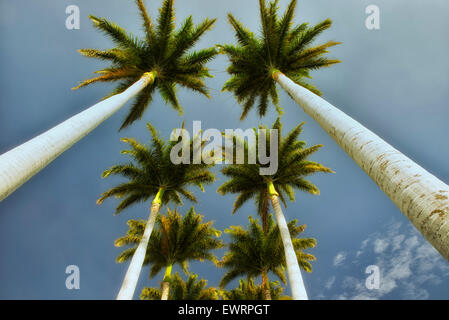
75 1 217 128
221 0 340 118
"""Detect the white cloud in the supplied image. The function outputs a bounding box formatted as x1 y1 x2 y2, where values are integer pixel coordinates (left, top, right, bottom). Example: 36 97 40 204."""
333 252 347 267
374 238 389 253
325 276 336 290
392 235 405 251
356 239 370 257
320 220 449 300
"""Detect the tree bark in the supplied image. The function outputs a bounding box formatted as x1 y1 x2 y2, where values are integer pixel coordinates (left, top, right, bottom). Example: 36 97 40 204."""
0 72 156 202
274 71 449 262
160 264 173 300
116 188 164 300
261 269 271 300
268 181 308 300
161 281 170 300
260 190 271 300
261 189 269 233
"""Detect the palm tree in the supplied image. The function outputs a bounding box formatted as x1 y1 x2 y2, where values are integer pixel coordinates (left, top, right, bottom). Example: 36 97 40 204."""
140 272 220 300
220 278 290 300
221 0 449 262
221 0 340 119
218 118 331 300
98 123 215 300
115 207 223 300
219 215 315 300
0 0 217 202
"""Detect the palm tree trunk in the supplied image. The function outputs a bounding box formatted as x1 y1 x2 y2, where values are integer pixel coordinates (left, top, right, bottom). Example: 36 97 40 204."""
0 72 156 203
260 191 271 300
268 181 308 300
116 188 164 300
273 71 449 262
161 264 173 300
261 269 271 300
261 189 269 233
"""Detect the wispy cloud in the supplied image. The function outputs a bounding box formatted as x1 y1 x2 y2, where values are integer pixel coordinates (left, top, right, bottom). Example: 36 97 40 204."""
373 238 389 254
325 276 336 290
320 220 449 300
333 252 347 267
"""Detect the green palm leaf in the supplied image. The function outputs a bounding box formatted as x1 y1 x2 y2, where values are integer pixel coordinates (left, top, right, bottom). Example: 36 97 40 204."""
221 0 341 119
98 122 215 214
74 0 218 129
116 207 223 279
219 215 316 288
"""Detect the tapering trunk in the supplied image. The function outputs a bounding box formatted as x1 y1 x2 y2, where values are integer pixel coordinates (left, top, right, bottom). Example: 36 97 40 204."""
0 72 156 202
261 189 269 233
274 72 449 262
161 264 173 300
268 182 308 300
161 281 170 300
116 188 164 300
260 191 271 300
261 269 271 300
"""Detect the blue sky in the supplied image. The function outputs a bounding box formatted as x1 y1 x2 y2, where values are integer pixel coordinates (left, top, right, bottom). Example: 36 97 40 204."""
0 0 448 299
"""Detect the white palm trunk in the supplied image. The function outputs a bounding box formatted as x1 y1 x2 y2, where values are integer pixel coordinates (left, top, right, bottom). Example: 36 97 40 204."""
160 265 172 300
117 197 161 300
269 187 308 300
274 72 449 261
0 72 155 202
161 281 170 300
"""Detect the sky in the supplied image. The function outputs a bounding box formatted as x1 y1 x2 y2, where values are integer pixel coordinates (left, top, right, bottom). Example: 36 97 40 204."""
0 0 448 300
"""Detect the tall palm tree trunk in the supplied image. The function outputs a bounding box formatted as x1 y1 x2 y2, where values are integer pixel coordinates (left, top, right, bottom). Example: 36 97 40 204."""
268 182 308 300
0 72 156 203
117 188 164 300
261 269 271 300
161 264 173 300
260 192 271 300
274 71 449 262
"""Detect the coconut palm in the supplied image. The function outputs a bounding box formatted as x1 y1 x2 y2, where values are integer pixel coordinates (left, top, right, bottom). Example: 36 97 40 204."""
140 272 220 300
221 0 449 261
0 0 217 202
98 123 214 300
218 118 331 299
220 278 290 300
115 207 223 300
219 215 315 300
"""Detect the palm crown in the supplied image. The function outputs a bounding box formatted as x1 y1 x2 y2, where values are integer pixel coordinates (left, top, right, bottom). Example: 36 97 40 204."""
219 215 316 288
74 0 218 129
97 123 214 214
221 0 340 119
140 272 219 300
220 278 288 300
115 207 223 278
218 118 333 217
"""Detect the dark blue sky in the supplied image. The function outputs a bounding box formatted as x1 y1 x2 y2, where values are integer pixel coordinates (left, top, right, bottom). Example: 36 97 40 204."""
0 0 448 299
